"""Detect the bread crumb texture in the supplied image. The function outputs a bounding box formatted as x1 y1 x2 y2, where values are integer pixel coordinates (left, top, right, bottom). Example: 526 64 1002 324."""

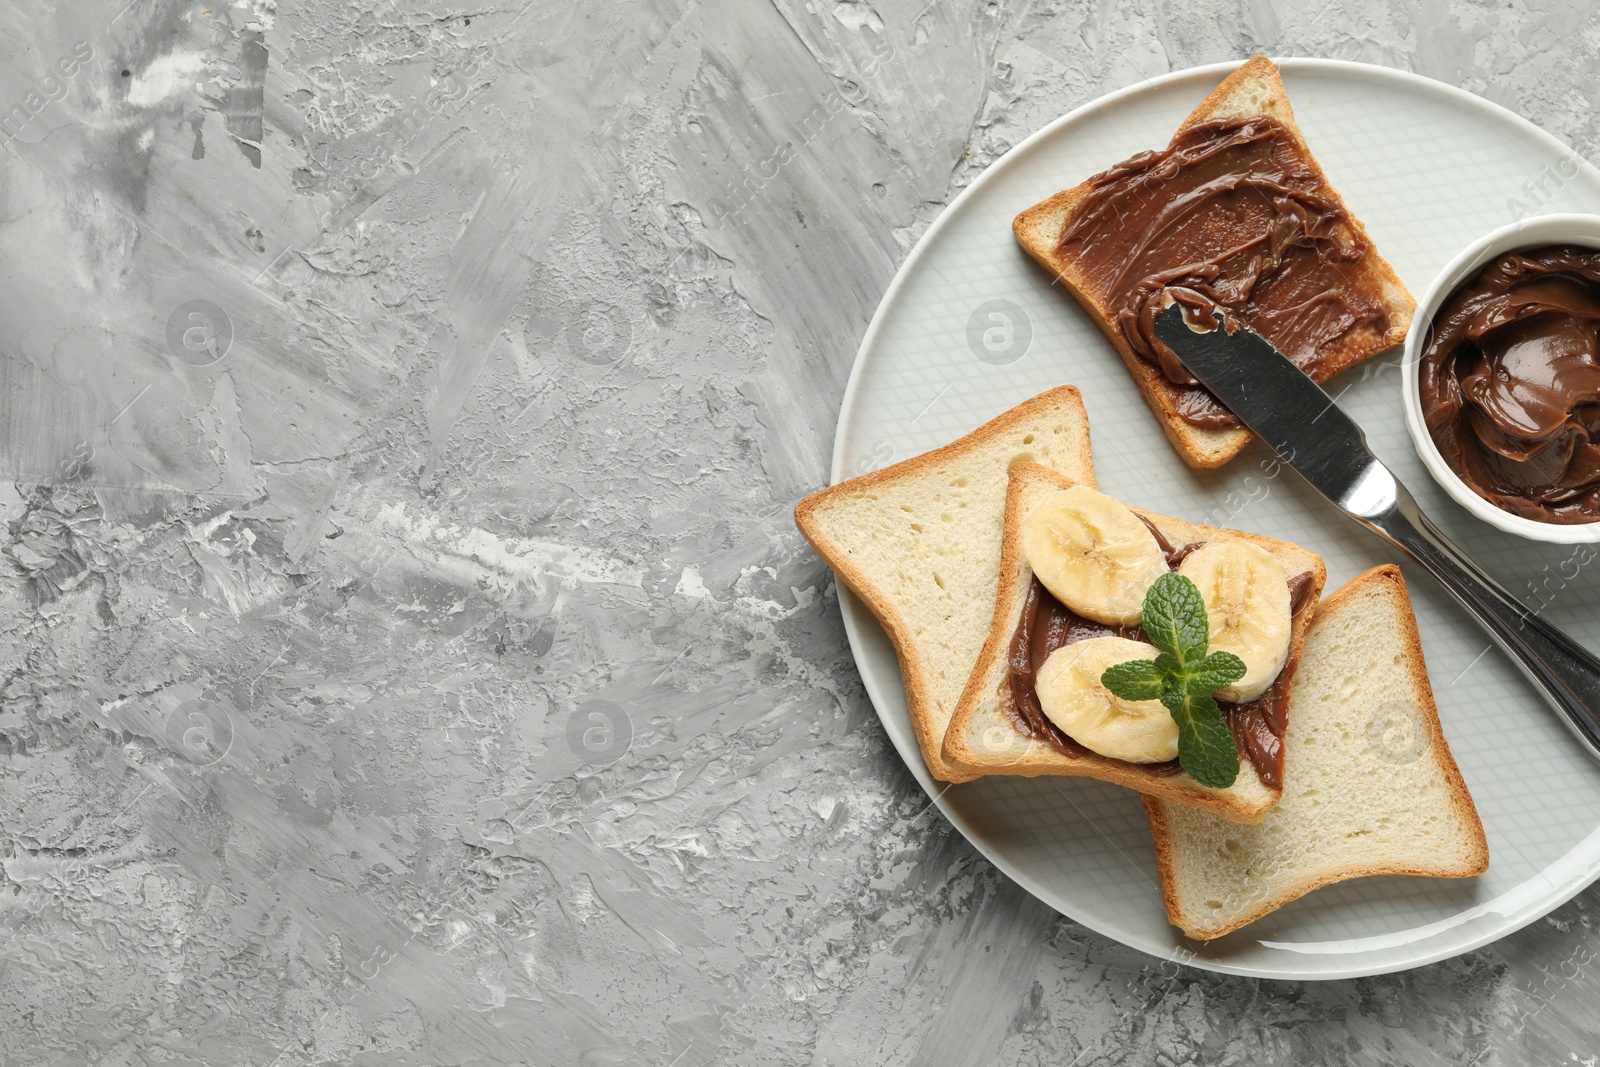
811 419 1088 714
1155 570 1485 935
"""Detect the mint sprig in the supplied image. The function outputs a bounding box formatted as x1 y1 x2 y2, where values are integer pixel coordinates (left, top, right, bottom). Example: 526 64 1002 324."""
1101 573 1245 788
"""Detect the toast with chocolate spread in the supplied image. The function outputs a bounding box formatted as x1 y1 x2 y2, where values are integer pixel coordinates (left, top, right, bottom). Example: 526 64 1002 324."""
1145 565 1488 939
941 463 1325 822
1013 55 1414 468
795 387 1096 783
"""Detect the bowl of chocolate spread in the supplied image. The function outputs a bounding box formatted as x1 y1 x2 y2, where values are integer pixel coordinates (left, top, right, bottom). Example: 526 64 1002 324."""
1403 214 1600 542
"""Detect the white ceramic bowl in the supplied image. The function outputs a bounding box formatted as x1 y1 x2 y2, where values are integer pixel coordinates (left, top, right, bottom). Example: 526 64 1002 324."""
1401 212 1600 543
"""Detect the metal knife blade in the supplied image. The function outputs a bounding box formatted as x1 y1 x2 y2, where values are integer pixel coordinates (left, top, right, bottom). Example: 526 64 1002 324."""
1153 300 1600 761
1152 303 1395 518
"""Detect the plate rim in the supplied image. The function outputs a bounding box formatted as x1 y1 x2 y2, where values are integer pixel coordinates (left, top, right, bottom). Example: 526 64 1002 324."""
828 55 1600 980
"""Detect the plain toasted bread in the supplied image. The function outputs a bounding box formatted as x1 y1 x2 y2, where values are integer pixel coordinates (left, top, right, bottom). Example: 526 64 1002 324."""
1144 565 1489 940
941 462 1326 822
795 387 1096 783
1013 56 1415 468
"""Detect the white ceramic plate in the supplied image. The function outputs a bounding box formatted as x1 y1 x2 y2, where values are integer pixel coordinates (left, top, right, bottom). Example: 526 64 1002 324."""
833 58 1600 979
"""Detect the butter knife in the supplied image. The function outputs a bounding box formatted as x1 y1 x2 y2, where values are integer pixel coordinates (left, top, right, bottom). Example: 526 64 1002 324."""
1154 301 1600 761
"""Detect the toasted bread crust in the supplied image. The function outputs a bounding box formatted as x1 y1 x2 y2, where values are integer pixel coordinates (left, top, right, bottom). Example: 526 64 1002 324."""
1144 565 1490 939
940 462 1326 822
795 387 1095 783
1013 56 1415 469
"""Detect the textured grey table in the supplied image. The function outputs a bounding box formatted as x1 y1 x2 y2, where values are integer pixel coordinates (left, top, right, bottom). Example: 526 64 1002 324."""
3 1 1599 1064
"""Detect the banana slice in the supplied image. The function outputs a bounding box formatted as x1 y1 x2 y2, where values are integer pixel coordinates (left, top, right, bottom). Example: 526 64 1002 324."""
1036 636 1177 763
1178 539 1291 703
1020 486 1169 626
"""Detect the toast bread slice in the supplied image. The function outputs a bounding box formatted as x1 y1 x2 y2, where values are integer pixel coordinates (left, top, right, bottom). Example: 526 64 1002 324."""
1144 565 1489 939
941 462 1326 822
795 387 1096 783
1013 55 1415 468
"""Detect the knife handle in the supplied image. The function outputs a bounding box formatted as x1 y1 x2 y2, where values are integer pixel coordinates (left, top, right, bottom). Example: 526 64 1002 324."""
1374 487 1600 759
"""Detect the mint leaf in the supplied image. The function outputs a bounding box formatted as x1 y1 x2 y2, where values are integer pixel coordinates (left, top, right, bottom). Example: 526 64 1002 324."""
1100 572 1242 787
1185 650 1248 698
1161 687 1240 788
1101 659 1164 702
1140 573 1210 667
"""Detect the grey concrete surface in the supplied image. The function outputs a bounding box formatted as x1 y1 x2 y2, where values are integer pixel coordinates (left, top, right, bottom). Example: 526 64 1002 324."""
3 1 1599 1064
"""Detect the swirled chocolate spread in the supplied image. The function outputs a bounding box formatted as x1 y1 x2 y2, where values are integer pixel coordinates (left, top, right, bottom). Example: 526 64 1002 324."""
1057 116 1394 428
1419 245 1600 523
1006 522 1315 790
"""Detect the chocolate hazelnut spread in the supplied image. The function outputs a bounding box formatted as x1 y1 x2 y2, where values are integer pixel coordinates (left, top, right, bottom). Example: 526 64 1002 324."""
1419 245 1600 523
1057 116 1393 428
1005 537 1315 790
